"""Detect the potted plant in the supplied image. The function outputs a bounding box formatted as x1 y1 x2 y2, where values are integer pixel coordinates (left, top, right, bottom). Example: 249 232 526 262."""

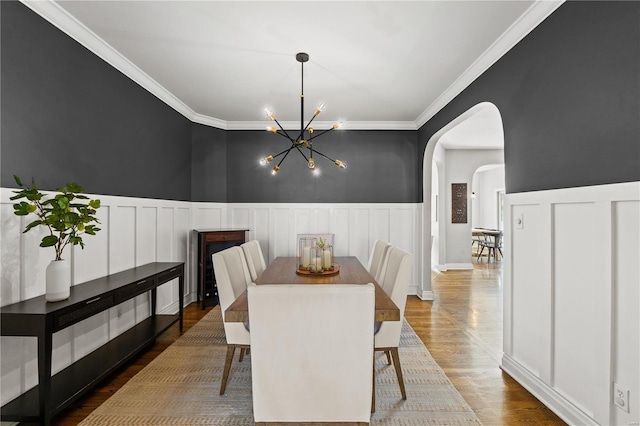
11 176 101 301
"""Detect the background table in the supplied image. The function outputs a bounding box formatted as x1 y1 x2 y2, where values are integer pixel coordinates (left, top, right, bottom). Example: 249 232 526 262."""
225 256 399 323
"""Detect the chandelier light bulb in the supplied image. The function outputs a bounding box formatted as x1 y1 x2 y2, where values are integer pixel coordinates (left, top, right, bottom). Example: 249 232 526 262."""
308 158 316 169
272 165 279 175
333 122 343 130
259 155 274 166
335 160 347 169
314 103 325 116
266 126 277 133
265 108 275 120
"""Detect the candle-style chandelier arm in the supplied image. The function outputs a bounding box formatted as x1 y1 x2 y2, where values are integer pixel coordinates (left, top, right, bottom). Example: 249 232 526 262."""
311 149 348 169
308 126 337 141
295 145 310 161
270 146 297 161
311 148 336 163
266 112 295 142
296 113 319 142
269 129 295 142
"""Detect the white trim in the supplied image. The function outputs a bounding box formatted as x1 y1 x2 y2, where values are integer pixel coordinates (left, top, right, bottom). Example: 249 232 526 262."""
191 113 229 131
444 263 474 270
21 0 564 132
501 355 598 426
225 120 418 131
418 290 434 301
414 0 564 128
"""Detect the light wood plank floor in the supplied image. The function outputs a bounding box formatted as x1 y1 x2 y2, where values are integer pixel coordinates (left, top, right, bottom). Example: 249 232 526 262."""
405 258 565 425
54 258 564 425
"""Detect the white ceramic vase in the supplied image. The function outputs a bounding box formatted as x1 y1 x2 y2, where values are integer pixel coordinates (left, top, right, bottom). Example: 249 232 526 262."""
46 259 71 302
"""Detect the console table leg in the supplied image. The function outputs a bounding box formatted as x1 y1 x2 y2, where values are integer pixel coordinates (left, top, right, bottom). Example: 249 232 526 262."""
179 275 184 332
38 319 54 425
151 288 157 316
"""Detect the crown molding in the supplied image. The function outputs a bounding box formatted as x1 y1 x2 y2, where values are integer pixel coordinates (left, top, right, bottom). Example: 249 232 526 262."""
22 0 563 133
192 113 230 130
414 0 565 129
20 0 199 122
225 120 417 131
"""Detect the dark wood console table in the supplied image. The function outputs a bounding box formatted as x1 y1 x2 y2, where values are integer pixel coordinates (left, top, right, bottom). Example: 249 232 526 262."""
0 262 184 425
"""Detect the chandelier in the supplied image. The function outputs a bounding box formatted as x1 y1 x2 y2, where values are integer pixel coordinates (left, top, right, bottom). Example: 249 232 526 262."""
259 52 347 175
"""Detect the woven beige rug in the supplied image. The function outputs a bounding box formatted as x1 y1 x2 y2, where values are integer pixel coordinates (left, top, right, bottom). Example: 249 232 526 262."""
80 307 480 425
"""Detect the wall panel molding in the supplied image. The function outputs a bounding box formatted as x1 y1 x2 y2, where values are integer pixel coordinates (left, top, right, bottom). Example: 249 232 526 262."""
225 203 422 296
503 182 640 425
1 189 423 407
0 189 194 406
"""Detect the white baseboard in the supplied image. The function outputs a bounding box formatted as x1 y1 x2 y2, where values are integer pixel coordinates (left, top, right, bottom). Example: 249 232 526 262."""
501 354 598 426
418 290 434 301
444 263 474 270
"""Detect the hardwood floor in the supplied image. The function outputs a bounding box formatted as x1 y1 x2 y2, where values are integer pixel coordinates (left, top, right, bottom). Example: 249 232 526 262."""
405 258 565 425
53 305 214 426
54 258 564 425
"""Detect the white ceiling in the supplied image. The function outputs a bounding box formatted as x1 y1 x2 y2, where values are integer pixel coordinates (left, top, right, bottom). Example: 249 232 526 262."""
26 0 562 133
439 103 504 149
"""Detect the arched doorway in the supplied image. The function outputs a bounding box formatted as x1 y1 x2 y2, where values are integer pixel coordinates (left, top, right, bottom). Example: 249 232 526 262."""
419 102 505 299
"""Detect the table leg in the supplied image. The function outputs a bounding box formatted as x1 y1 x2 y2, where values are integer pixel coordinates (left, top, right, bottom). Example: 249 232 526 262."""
151 288 157 317
38 318 54 425
178 273 184 332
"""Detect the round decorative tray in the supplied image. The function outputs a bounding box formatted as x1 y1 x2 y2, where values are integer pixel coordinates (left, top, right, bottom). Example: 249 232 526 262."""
296 265 340 276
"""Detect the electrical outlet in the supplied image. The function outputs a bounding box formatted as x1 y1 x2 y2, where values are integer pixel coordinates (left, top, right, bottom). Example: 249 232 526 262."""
613 383 630 413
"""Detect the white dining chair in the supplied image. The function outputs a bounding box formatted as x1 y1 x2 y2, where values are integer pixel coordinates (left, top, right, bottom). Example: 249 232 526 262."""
374 245 413 402
248 283 375 423
241 239 266 281
212 246 252 395
367 239 391 282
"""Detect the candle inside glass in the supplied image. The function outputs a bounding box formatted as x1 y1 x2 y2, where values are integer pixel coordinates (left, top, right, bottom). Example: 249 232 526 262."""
323 249 332 269
302 247 311 268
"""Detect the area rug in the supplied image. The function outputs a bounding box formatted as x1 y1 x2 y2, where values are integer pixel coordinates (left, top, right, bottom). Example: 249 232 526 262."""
79 307 480 425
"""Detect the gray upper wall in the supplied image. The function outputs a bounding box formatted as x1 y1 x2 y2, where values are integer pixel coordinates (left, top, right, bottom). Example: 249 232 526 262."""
418 0 640 194
2 1 638 202
191 123 227 202
1 1 192 200
226 130 419 203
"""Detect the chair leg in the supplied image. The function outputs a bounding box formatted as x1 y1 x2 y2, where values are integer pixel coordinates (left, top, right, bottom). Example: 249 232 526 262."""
220 344 236 395
477 245 485 262
385 349 392 365
390 347 407 400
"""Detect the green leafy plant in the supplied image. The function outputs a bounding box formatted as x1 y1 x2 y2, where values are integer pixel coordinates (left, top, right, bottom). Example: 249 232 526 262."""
316 237 331 250
11 175 101 261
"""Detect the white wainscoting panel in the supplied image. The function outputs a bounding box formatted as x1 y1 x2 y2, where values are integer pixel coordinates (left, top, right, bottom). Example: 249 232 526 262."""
502 182 640 426
0 189 193 408
225 203 421 294
1 192 421 409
